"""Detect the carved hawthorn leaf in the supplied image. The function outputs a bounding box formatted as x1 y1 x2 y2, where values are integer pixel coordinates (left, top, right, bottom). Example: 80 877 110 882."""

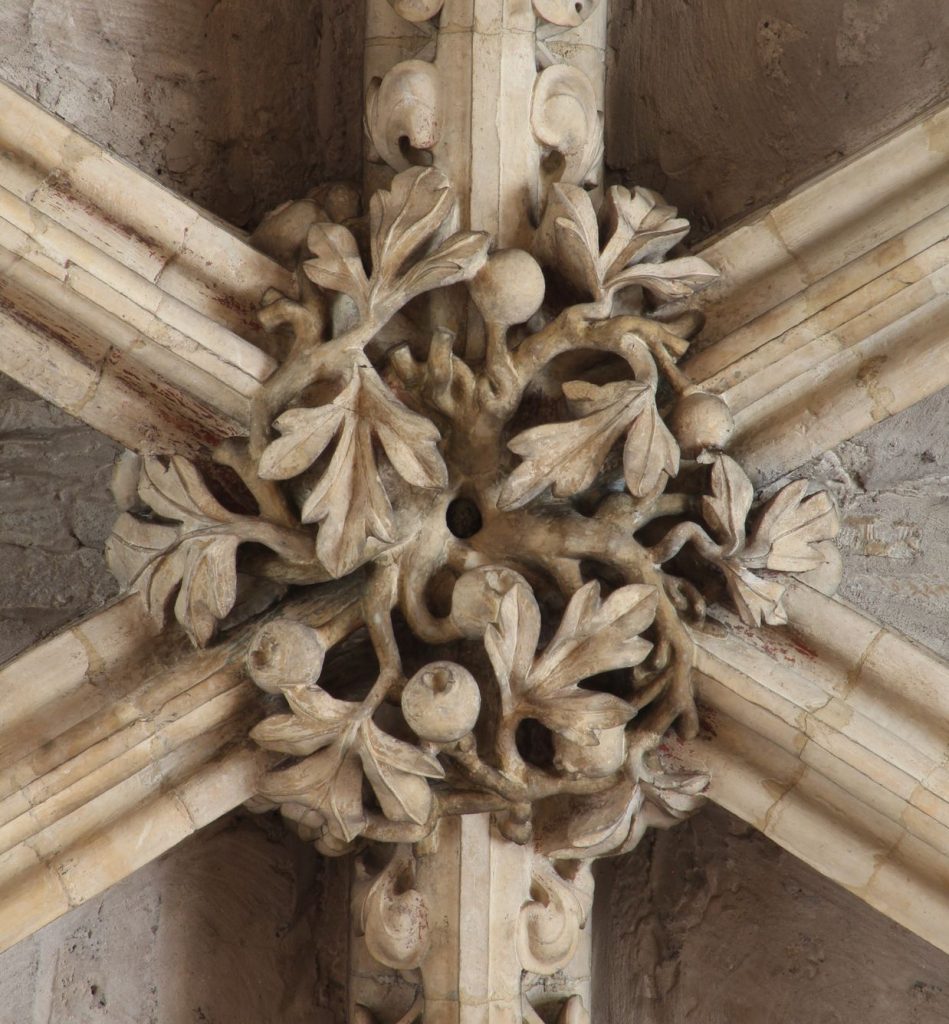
484 580 542 709
356 720 444 826
137 455 233 528
260 746 368 843
106 499 243 645
260 367 446 577
721 561 788 627
173 535 239 646
303 415 394 577
599 186 690 282
369 166 454 297
701 453 754 556
258 405 347 481
252 686 356 756
606 255 719 302
523 582 653 744
551 781 644 858
499 380 650 510
303 222 370 314
623 399 680 497
397 230 491 303
535 183 602 298
361 367 448 490
744 480 840 572
106 512 180 591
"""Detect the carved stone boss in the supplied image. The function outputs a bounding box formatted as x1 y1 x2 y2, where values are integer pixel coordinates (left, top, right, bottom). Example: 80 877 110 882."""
104 1 840 1019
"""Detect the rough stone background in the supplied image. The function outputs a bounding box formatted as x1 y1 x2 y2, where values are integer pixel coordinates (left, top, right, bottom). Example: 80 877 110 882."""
1 0 949 1021
0 813 349 1024
0 0 364 229
594 806 949 1022
608 0 949 239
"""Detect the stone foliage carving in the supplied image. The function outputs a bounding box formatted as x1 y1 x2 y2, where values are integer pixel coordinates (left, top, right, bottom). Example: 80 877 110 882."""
100 4 839 1017
107 165 838 859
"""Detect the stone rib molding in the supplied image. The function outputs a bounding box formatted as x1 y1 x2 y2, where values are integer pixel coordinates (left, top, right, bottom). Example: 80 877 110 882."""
676 581 949 955
0 80 282 456
0 583 361 953
684 101 949 484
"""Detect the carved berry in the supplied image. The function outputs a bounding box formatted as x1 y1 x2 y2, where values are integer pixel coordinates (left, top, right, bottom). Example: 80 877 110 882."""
669 391 735 458
402 661 481 742
450 566 529 637
247 619 326 693
469 249 546 326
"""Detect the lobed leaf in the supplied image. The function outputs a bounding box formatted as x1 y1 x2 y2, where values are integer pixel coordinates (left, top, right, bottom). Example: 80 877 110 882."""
138 455 234 527
747 480 840 572
304 222 370 314
606 255 718 303
623 400 680 497
499 380 650 510
701 453 754 555
369 166 454 294
357 720 444 826
721 561 788 627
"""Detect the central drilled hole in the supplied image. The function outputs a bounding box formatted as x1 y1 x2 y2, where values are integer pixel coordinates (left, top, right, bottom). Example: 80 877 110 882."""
446 497 482 539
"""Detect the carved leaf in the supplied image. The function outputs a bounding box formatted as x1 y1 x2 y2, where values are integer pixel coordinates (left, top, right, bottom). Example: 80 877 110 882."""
369 166 454 296
537 183 601 298
599 185 690 282
172 535 239 646
256 695 442 838
524 581 654 745
260 746 368 843
606 255 719 302
106 512 179 591
721 561 788 627
105 462 248 645
623 399 680 497
499 380 650 510
397 230 491 303
356 720 444 826
362 367 448 490
258 405 347 481
547 781 644 859
137 455 233 527
745 480 840 572
303 222 370 314
260 367 447 577
303 414 394 577
484 580 542 709
252 685 355 756
701 453 754 555
534 581 657 692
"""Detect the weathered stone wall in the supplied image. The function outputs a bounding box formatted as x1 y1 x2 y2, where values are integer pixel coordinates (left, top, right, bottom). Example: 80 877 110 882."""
594 806 949 1022
0 377 118 665
0 0 364 230
608 0 949 238
0 813 349 1024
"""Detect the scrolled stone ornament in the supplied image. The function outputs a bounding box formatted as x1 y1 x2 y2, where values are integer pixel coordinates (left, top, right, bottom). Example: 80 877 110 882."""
365 59 441 170
531 64 603 187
